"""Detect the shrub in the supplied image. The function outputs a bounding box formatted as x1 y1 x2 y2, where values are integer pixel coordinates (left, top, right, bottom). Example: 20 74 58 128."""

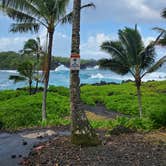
148 108 166 128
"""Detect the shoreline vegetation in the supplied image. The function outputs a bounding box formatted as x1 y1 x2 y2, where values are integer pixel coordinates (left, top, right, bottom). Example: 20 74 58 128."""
0 80 165 132
0 51 97 70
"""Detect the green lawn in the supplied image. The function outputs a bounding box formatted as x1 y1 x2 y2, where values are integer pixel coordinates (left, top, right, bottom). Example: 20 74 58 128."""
0 81 165 131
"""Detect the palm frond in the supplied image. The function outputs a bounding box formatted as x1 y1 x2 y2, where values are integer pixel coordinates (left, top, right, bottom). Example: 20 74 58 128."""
139 43 155 69
161 8 166 19
60 12 73 24
99 59 129 75
10 22 39 33
9 75 26 83
5 7 36 23
81 3 95 9
142 56 166 77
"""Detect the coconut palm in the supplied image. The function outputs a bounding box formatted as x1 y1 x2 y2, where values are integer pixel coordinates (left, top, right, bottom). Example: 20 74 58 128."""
70 0 100 146
1 0 95 122
100 26 166 118
21 38 43 94
9 60 35 95
2 0 71 121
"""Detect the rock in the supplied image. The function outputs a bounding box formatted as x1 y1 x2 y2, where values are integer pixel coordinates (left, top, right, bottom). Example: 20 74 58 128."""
11 155 16 159
22 141 28 146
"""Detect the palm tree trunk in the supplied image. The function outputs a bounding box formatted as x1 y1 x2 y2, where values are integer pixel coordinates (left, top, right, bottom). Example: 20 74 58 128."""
70 0 100 146
34 56 40 94
29 80 32 95
136 84 143 118
42 29 54 121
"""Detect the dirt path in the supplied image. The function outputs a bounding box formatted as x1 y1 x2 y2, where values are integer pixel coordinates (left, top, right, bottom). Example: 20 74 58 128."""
81 103 128 119
0 127 70 166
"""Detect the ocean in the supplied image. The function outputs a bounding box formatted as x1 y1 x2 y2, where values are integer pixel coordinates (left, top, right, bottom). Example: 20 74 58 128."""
0 65 166 90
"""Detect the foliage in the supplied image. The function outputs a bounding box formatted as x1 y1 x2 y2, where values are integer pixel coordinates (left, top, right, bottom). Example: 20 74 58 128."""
0 90 69 130
0 81 165 130
0 51 97 70
81 81 166 119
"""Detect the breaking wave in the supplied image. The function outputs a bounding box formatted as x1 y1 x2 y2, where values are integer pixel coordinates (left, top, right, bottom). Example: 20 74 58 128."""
91 73 104 79
55 65 69 72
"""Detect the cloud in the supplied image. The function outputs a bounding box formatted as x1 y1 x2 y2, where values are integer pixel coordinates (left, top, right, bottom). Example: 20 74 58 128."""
0 37 29 52
82 0 166 24
80 32 166 60
80 33 111 59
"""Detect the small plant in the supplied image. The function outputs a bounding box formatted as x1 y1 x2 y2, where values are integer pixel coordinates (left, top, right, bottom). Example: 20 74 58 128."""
9 61 36 95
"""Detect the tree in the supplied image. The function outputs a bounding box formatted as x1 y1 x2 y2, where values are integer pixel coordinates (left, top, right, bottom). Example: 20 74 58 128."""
100 26 166 118
2 0 70 121
2 0 95 122
9 60 35 95
21 38 43 94
70 0 100 146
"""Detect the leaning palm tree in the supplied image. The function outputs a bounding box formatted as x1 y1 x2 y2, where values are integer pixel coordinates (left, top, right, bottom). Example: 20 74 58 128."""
100 26 166 118
70 0 100 146
21 38 43 93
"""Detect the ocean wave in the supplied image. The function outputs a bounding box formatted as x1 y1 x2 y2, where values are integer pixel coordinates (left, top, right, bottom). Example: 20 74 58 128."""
55 65 69 72
91 73 104 79
86 65 99 70
0 70 18 73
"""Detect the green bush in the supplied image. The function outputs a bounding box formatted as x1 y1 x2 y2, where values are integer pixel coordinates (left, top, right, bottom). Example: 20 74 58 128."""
0 92 69 130
148 108 166 128
0 90 28 101
110 117 154 131
48 86 69 97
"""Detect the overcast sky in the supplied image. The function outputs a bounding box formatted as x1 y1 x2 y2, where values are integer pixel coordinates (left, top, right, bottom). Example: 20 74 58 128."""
0 0 166 59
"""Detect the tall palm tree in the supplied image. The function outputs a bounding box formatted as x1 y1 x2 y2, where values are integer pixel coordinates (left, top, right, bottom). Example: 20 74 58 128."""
100 26 166 118
2 0 70 121
70 0 100 146
21 38 43 94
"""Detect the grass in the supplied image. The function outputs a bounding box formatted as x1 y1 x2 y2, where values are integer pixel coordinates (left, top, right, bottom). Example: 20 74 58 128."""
0 81 165 131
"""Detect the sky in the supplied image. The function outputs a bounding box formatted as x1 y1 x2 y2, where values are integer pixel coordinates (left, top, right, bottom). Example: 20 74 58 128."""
0 0 166 60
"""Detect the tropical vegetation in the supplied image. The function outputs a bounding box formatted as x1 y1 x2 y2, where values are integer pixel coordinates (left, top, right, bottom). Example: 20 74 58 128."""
0 81 165 131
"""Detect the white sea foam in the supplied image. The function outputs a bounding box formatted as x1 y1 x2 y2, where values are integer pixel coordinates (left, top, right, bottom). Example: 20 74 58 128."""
94 65 99 69
0 70 18 73
55 65 69 72
86 65 99 70
91 73 104 79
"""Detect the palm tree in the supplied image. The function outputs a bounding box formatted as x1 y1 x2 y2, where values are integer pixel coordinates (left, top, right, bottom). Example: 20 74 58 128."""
2 0 95 122
2 0 70 121
21 38 43 94
70 0 100 146
9 60 35 95
100 26 166 118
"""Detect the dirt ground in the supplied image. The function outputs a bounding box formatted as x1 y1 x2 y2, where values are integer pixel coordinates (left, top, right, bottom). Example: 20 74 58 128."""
22 130 166 166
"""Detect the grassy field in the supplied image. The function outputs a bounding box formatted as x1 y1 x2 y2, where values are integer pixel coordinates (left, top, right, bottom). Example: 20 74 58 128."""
0 81 165 131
